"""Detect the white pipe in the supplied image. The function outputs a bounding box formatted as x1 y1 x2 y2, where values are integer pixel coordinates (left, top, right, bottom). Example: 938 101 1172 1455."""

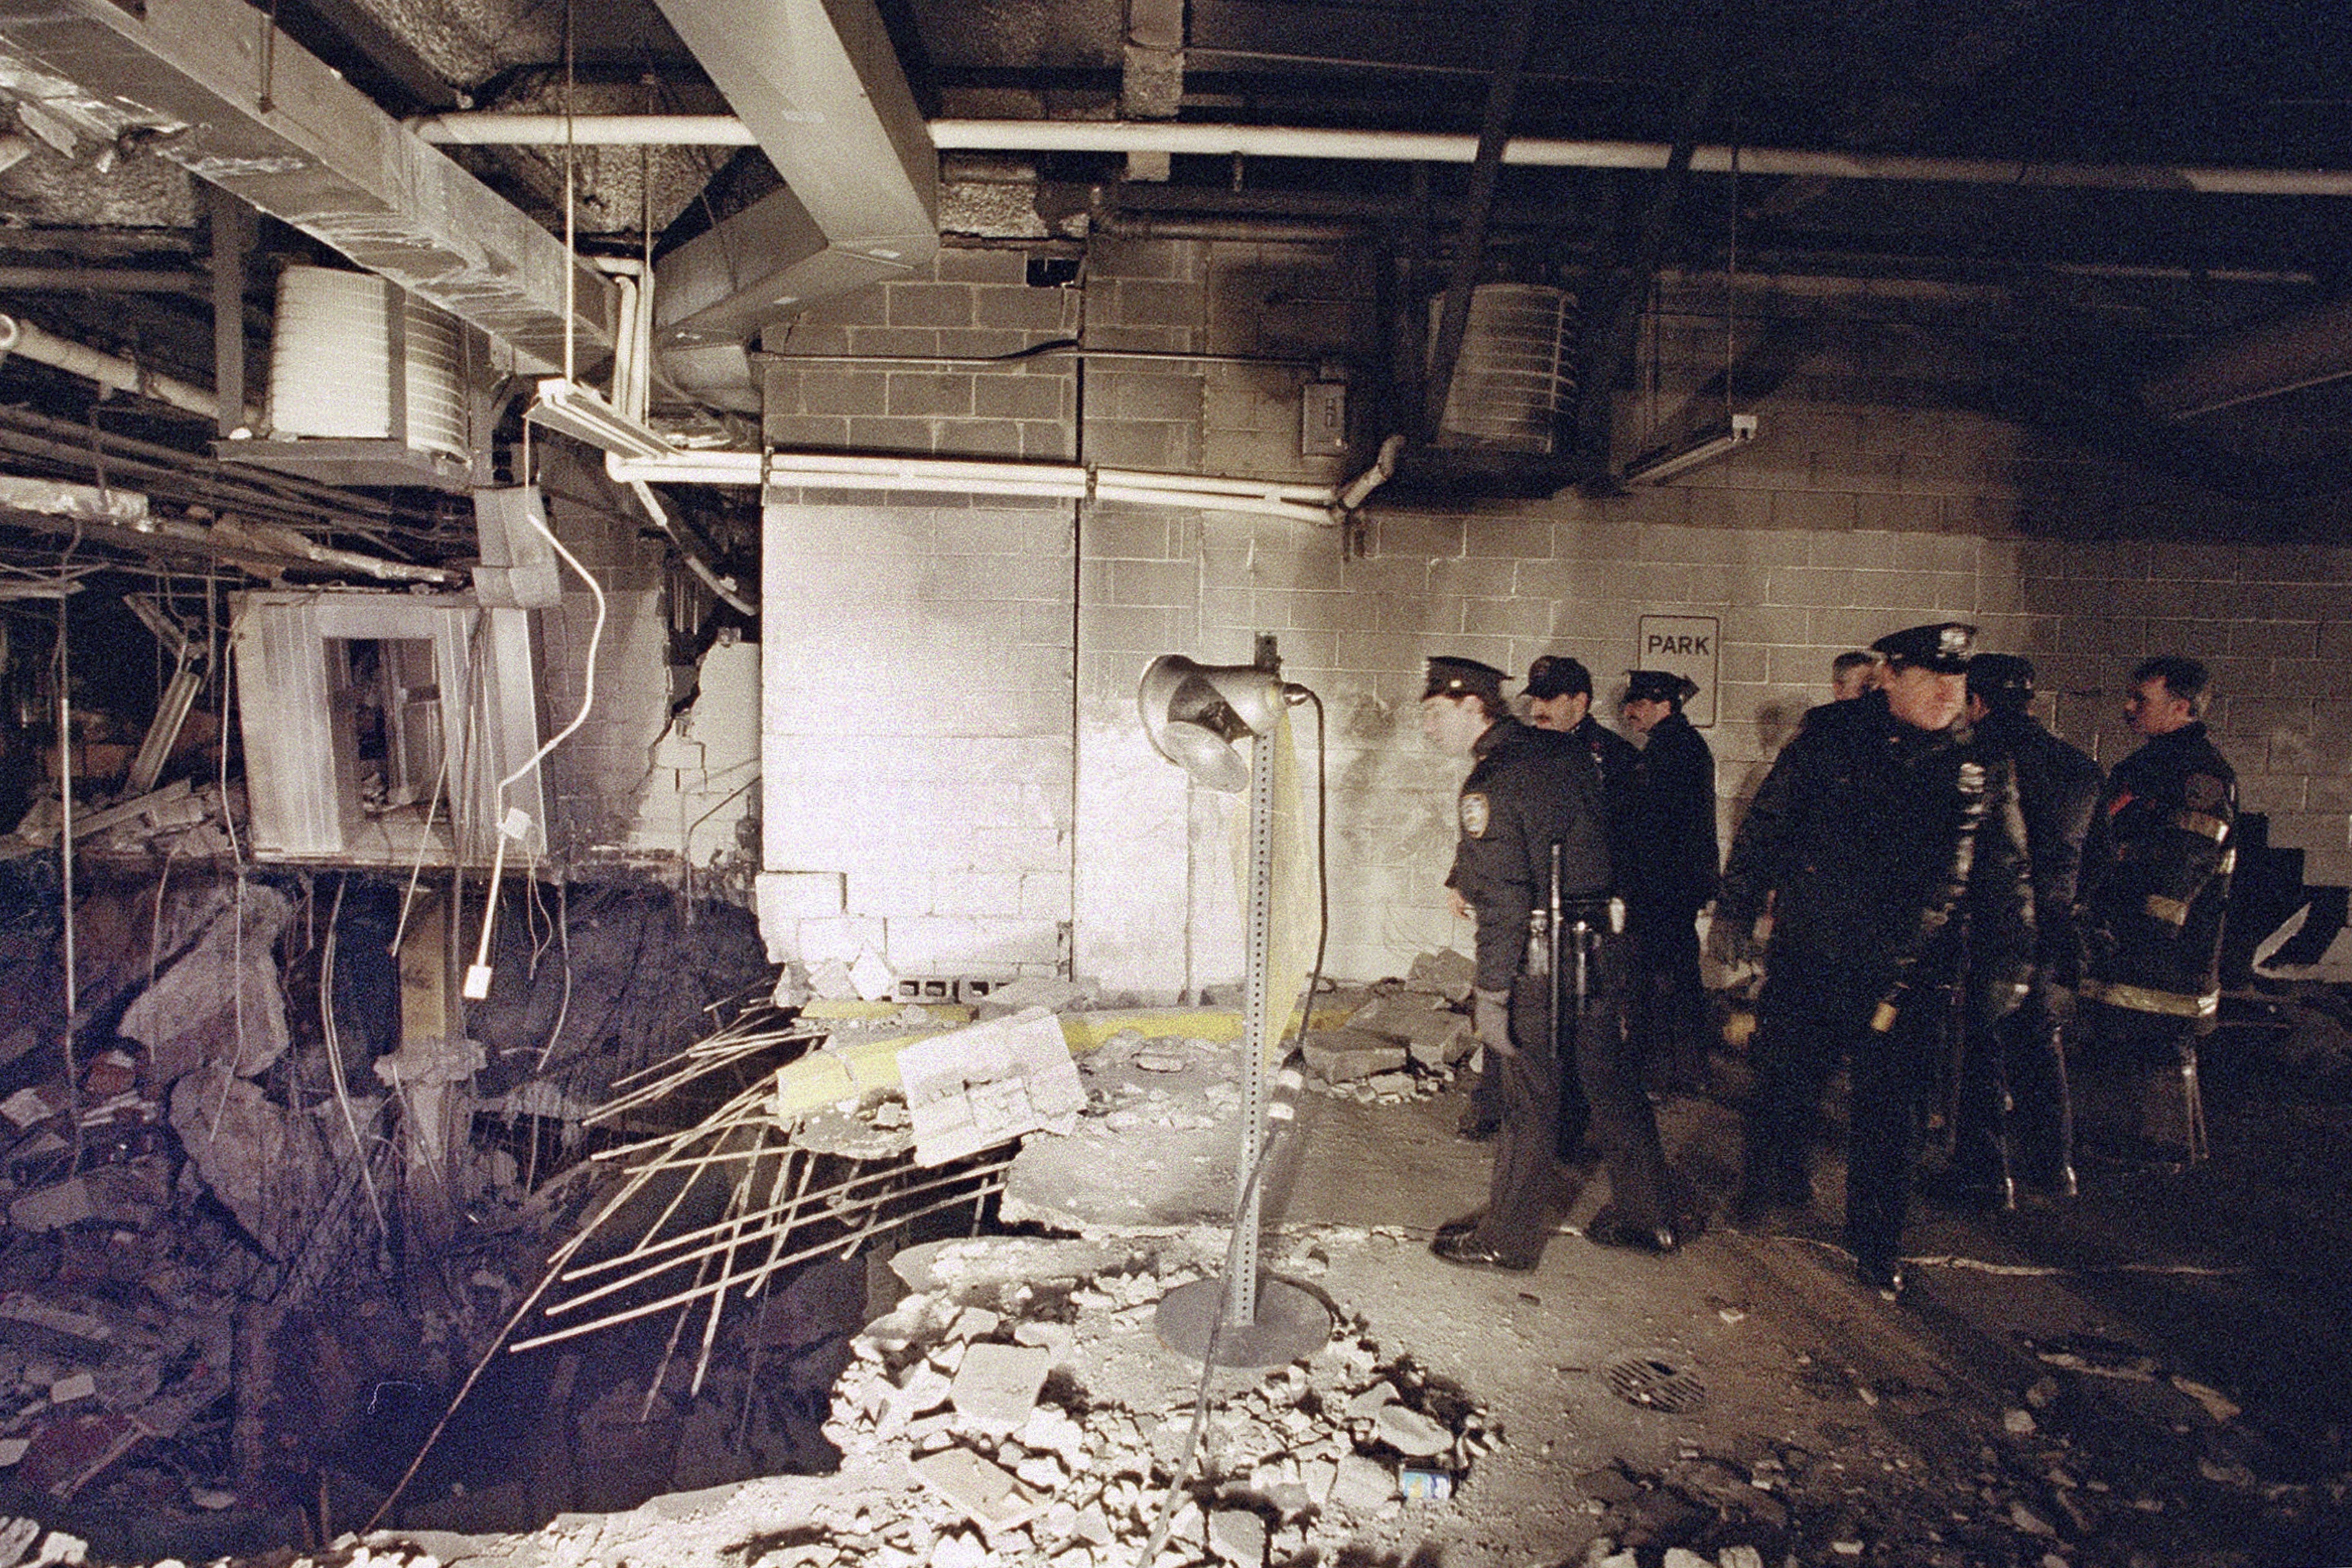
408 113 2352 198
0 314 258 425
608 446 1352 523
412 113 759 146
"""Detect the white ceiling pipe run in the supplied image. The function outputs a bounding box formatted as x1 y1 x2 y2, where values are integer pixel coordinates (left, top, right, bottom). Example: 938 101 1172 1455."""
410 113 2352 197
602 445 1354 523
0 313 259 427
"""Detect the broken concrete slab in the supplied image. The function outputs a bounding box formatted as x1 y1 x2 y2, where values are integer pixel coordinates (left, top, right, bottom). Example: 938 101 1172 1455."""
900 1007 1085 1167
912 1446 1047 1532
1404 949 1474 1003
1299 1029 1409 1084
949 1343 1053 1432
118 882 294 1079
1342 993 1475 1068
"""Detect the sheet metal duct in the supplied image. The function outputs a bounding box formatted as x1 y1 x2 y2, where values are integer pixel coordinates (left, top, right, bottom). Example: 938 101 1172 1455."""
647 0 938 349
0 0 615 375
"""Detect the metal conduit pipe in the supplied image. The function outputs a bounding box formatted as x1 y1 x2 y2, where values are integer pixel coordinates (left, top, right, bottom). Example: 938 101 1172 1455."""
0 314 257 426
607 447 1366 525
407 113 2352 197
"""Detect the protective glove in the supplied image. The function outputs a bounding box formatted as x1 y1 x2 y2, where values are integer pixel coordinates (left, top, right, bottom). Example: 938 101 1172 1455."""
1471 987 1515 1057
2041 978 2078 1029
1705 911 1759 971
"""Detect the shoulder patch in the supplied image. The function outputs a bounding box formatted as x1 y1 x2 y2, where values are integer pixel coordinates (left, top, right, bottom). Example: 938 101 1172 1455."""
1460 792 1491 839
2183 773 2226 811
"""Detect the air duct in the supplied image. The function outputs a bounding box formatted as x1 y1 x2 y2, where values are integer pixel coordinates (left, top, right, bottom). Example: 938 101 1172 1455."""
1428 284 1575 455
646 0 938 353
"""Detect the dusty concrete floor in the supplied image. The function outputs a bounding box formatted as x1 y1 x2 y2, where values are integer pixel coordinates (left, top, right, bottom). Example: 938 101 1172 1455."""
315 1026 2352 1568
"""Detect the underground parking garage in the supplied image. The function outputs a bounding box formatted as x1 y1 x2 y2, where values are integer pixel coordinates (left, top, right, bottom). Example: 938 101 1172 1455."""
0 0 2343 1563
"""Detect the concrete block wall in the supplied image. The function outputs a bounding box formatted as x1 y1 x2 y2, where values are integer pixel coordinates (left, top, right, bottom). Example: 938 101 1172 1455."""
532 445 675 860
748 240 2352 998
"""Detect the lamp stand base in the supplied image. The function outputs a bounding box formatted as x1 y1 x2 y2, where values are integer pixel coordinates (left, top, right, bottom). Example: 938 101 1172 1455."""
1153 1276 1332 1368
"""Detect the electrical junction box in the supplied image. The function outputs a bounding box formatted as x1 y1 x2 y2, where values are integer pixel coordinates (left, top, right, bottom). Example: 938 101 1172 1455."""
1300 381 1349 457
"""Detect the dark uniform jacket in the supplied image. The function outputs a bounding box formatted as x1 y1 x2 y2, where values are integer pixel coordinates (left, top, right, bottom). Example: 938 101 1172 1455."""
1715 691 2035 1016
2078 721 2236 1016
1445 717 1613 993
1974 708 2103 987
1625 710 1719 918
1568 712 1642 891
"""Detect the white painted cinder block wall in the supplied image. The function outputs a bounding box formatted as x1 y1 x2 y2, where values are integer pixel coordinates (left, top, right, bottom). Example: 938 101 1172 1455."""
755 243 2352 999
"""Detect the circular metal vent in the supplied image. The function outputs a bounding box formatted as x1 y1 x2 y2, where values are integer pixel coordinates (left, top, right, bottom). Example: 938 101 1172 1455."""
1601 1349 1707 1413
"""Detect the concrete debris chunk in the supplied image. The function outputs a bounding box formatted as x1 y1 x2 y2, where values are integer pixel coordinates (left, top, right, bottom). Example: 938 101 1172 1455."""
950 1342 1053 1430
901 1008 1086 1167
7 1180 93 1233
1206 1509 1267 1567
1331 1452 1393 1511
0 1089 54 1130
1343 993 1475 1068
914 1448 1047 1532
1372 1403 1448 1457
1299 1029 1409 1084
1405 949 1476 1003
45 1372 94 1405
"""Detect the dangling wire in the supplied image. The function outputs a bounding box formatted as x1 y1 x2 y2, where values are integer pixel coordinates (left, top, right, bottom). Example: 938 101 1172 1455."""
1724 121 1741 424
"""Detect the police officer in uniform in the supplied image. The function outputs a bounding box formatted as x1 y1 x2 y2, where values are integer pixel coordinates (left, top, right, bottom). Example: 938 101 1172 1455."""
1421 656 1677 1270
1928 654 2103 1209
1521 653 1639 1156
2074 655 2236 1166
1711 623 2035 1296
1621 670 1720 1094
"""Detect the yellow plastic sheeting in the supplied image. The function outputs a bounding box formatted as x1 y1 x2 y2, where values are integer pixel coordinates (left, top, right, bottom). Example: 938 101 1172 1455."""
771 1000 1357 1121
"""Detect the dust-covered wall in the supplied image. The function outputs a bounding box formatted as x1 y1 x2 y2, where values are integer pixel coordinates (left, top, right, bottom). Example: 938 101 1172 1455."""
753 241 2352 1000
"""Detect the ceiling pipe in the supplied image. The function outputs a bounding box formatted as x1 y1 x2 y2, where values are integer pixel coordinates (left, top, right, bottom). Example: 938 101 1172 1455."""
411 114 2352 197
598 445 1373 526
0 313 259 427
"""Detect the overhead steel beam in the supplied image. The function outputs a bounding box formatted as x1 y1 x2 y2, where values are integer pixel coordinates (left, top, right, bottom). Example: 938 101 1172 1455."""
0 0 614 375
646 0 937 347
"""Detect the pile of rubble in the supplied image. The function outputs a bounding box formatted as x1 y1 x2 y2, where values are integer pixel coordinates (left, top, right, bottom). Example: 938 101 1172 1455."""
1297 951 1476 1104
816 1235 1496 1568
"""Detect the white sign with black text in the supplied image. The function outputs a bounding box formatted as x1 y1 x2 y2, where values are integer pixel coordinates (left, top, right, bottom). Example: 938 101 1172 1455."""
1634 615 1721 728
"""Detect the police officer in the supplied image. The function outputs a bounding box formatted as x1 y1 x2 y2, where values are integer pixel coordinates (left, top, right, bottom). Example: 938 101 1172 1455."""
1521 654 1639 1155
1621 670 1720 1094
1711 623 2034 1296
2074 655 2236 1166
1421 656 1676 1269
1928 654 2103 1209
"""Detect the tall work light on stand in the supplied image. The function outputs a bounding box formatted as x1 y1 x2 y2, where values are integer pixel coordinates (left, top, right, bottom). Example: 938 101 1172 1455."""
1136 649 1332 1368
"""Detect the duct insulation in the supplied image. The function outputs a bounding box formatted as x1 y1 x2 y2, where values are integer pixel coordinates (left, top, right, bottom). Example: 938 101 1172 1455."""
267 266 469 462
1429 284 1576 455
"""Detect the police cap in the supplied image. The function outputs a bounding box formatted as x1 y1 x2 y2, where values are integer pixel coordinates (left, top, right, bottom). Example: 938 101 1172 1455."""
1870 621 1976 674
1966 652 2036 710
1423 655 1507 704
1523 654 1592 701
1624 669 1699 704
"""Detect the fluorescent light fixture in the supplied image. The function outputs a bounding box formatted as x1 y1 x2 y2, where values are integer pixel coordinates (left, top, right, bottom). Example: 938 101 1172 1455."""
1624 412 1758 485
524 377 675 462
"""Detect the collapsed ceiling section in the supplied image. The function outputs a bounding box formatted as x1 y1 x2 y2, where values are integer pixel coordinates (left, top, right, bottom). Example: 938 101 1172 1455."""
0 0 2335 552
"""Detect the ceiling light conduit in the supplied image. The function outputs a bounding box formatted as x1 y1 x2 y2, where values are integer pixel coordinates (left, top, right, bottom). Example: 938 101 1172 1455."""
409 114 2352 197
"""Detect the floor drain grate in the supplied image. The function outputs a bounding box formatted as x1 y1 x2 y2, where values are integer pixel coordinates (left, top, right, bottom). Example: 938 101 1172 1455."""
1601 1349 1707 1413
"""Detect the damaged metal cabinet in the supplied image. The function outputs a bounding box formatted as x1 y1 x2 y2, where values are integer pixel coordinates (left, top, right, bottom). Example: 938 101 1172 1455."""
231 590 546 864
